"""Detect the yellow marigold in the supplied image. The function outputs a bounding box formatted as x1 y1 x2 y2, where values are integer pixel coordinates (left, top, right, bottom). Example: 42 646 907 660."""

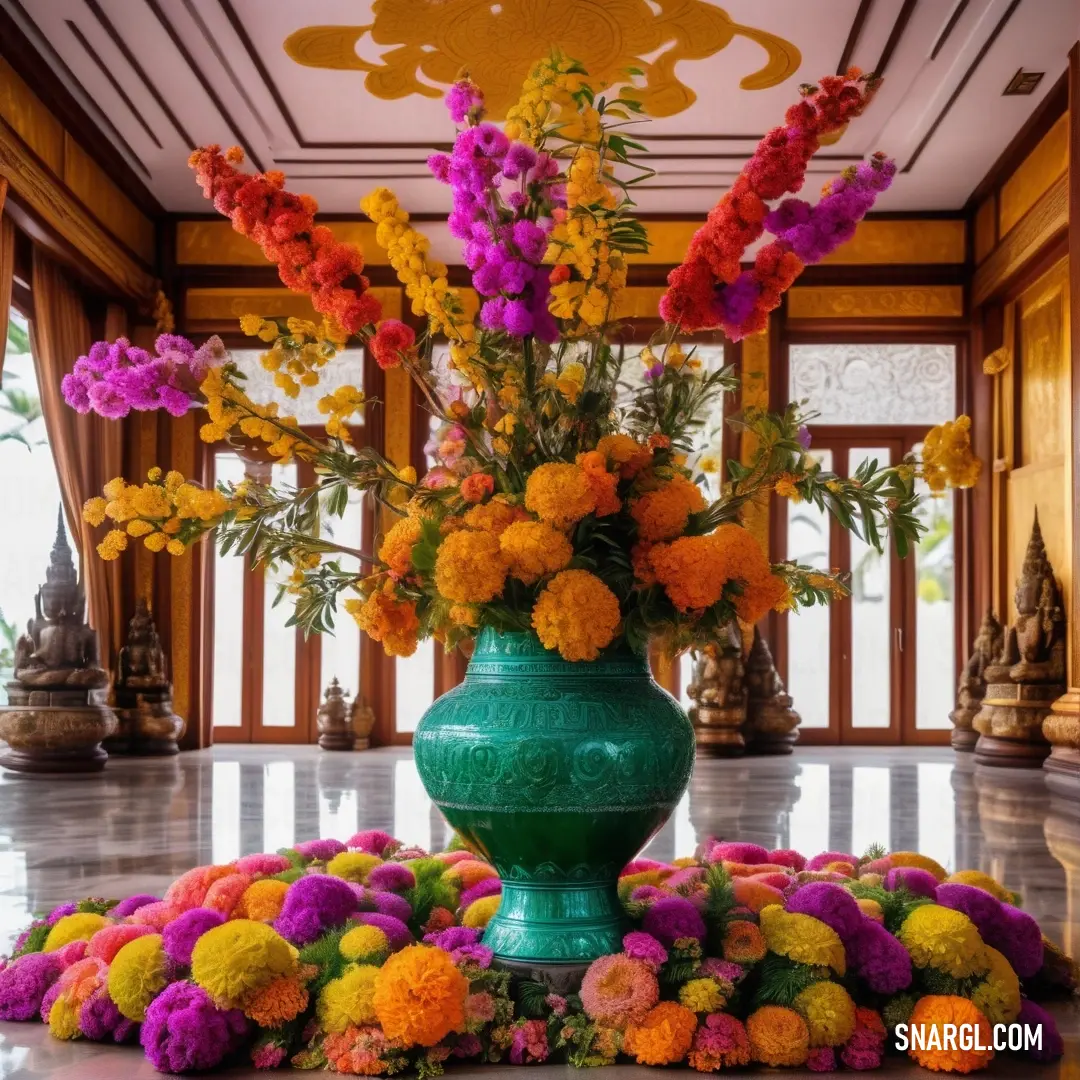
921 416 982 494
792 981 856 1047
107 933 168 1022
623 1001 697 1065
327 851 382 883
48 992 82 1040
532 569 620 661
462 895 501 929
82 497 107 527
345 590 420 658
449 604 479 627
44 913 110 952
434 530 507 604
650 535 731 611
758 906 846 975
971 946 1021 1025
463 498 527 536
857 898 884 923
144 532 168 552
890 852 947 881
166 539 186 556
746 1006 809 1067
97 528 128 561
524 463 595 528
678 977 727 1014
499 520 574 584
372 945 469 1048
235 879 290 922
318 964 381 1033
339 925 391 964
943 870 1015 904
244 973 309 1027
898 905 989 978
190 919 298 1009
630 474 705 542
907 996 994 1073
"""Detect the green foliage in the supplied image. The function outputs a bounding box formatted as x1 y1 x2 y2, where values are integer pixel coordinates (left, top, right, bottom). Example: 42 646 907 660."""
751 953 828 1006
845 881 930 935
298 927 351 995
6 319 29 355
404 858 459 933
271 868 305 884
702 862 737 954
279 848 308 869
12 922 49 958
75 898 112 916
515 979 550 1018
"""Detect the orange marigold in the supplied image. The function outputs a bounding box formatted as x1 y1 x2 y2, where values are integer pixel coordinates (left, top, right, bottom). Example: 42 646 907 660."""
630 474 705 542
650 534 732 611
596 433 651 478
623 1001 697 1065
532 569 621 661
243 974 309 1027
434 530 507 603
500 520 573 584
463 498 528 536
711 523 785 623
378 517 422 578
722 920 766 964
578 451 622 516
907 996 994 1074
524 463 595 528
631 542 657 585
346 589 420 657
234 879 290 922
746 1005 809 1068
372 944 468 1048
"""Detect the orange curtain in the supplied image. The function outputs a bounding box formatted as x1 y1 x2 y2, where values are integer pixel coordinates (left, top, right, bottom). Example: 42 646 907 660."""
29 248 126 669
0 178 14 380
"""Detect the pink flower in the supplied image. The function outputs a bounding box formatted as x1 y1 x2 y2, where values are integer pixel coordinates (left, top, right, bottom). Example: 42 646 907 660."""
622 931 668 971
579 954 658 1029
464 992 496 1023
510 1019 549 1064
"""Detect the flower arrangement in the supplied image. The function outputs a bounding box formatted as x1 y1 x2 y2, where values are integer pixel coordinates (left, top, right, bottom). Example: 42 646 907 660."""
63 57 980 664
0 833 1071 1075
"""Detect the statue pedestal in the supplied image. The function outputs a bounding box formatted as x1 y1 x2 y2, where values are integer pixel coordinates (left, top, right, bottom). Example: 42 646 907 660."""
690 704 746 756
1043 688 1080 796
0 685 117 774
973 680 1059 767
950 722 980 752
105 688 184 755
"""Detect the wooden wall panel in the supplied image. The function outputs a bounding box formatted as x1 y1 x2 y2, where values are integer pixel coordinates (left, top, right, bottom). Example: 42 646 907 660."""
999 111 1069 238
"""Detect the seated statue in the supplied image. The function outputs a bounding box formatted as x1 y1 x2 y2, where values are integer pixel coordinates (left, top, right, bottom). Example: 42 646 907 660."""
1009 514 1066 684
13 511 108 690
117 598 168 690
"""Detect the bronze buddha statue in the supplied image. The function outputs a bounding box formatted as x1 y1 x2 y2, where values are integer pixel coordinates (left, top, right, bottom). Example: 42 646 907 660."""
950 609 1003 751
686 626 747 756
743 629 800 754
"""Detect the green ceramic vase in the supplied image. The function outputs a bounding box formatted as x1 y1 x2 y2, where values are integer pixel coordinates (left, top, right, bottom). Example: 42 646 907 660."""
413 628 695 964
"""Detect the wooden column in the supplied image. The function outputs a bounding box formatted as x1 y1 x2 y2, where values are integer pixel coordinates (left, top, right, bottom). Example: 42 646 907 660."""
1045 42 1080 786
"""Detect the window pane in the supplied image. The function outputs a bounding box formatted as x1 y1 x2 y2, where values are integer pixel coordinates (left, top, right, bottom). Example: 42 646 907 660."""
320 488 363 696
913 444 956 730
786 449 832 729
262 463 298 727
230 348 365 426
789 344 956 425
0 312 63 705
849 447 892 729
396 639 435 734
212 454 247 726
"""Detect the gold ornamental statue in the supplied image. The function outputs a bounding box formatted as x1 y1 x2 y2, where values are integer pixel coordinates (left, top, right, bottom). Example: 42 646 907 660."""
0 509 116 772
743 629 800 753
973 512 1065 767
686 626 747 756
107 598 185 755
317 677 355 750
950 609 1004 751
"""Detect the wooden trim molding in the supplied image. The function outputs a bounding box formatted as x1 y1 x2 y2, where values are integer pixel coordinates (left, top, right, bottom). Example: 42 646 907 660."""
787 285 964 320
972 174 1068 305
0 116 156 300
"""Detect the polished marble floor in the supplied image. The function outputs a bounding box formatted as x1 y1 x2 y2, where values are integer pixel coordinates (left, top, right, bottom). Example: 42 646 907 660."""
0 745 1076 1077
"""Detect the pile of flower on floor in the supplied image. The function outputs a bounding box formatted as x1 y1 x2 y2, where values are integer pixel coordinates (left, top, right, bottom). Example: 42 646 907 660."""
0 834 1074 1075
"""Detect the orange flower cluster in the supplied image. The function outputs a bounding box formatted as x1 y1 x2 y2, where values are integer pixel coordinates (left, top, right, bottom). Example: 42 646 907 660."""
623 1001 698 1065
188 146 382 335
371 945 468 1047
346 588 420 657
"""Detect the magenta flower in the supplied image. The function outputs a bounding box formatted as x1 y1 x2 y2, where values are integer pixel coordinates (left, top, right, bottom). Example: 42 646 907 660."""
294 837 347 861
622 931 668 971
275 875 357 945
109 894 160 918
347 830 398 856
0 952 61 1021
707 842 770 865
510 1018 549 1064
140 981 248 1073
356 912 413 951
807 1045 838 1071
1017 998 1064 1062
935 882 1043 978
445 79 484 124
366 863 415 892
79 987 137 1043
460 876 501 909
162 907 225 967
641 896 706 945
884 866 938 898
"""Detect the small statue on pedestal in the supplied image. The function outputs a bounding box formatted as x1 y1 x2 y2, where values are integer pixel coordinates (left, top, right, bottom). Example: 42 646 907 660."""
686 626 747 756
108 598 185 755
0 509 116 772
974 511 1065 767
743 629 800 754
351 698 376 750
950 609 1004 751
317 677 355 750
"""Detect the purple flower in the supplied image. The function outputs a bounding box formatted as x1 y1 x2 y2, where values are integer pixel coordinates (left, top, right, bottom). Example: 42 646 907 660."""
718 273 761 328
510 1018 549 1064
294 837 347 862
699 958 744 982
453 943 494 968
472 258 506 297
642 896 706 945
275 875 358 946
935 883 1043 978
109 894 160 918
347 830 398 856
528 268 559 343
424 925 480 950
764 197 812 234
797 425 812 450
162 907 225 967
502 143 538 179
480 297 507 331
61 373 91 413
154 333 195 357
807 1045 837 1071
622 931 668 971
630 885 667 904
1016 998 1064 1062
46 903 78 926
840 1027 884 1070
787 882 864 941
445 80 483 124
708 842 770 865
806 851 858 872
453 1033 484 1058
643 361 665 381
511 219 548 263
140 981 248 1074
851 916 912 993
356 889 413 924
884 867 938 898
79 987 137 1042
87 380 130 419
366 863 415 892
460 876 502 910
0 952 61 1021
356 912 413 951
499 259 533 295
472 124 509 159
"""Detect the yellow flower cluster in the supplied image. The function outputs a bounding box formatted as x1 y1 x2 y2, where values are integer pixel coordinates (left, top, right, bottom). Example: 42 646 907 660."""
791 981 856 1048
434 530 507 603
524 462 596 528
921 415 981 494
361 187 479 383
540 361 586 404
898 904 989 978
83 469 232 560
532 569 621 661
499 520 573 584
239 315 347 398
758 906 846 975
317 384 366 442
198 366 304 460
504 56 598 147
345 585 420 657
971 946 1021 1025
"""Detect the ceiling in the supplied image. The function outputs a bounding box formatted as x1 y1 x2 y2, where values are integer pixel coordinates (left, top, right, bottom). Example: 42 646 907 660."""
5 0 1077 222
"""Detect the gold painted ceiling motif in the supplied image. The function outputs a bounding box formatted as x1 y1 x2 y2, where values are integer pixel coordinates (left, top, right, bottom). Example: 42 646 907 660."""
284 0 800 118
